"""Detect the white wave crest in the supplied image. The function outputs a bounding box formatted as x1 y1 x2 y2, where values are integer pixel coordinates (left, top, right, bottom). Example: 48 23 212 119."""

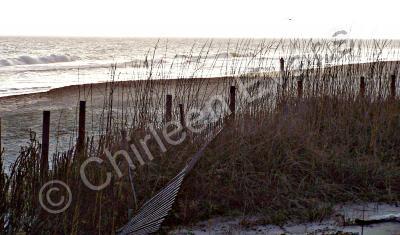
0 54 80 67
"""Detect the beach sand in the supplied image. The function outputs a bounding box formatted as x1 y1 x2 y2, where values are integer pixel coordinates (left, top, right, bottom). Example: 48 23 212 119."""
171 203 400 235
1 60 398 116
0 77 237 167
0 60 399 167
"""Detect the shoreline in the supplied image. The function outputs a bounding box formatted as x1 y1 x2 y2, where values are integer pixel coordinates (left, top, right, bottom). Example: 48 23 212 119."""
0 76 233 102
0 59 399 166
0 59 399 102
0 75 238 115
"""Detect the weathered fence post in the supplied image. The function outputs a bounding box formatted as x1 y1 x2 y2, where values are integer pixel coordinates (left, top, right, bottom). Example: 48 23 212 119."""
280 58 287 98
78 101 86 152
230 86 236 118
0 117 2 154
179 104 185 128
297 76 303 98
390 74 396 99
280 58 285 72
41 111 50 181
166 95 172 122
360 76 366 98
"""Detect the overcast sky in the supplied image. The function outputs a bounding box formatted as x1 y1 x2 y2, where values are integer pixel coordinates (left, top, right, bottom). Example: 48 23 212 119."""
0 0 398 39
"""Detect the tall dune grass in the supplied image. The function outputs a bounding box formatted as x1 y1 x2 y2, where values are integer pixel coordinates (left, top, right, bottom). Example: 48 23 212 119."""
1 38 400 234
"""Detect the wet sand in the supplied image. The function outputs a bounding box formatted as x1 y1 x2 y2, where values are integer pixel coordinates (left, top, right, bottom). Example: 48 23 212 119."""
1 60 399 116
1 60 399 168
0 77 227 116
0 77 236 168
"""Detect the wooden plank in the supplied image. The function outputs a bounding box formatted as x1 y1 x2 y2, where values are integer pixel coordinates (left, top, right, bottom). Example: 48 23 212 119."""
297 79 303 98
166 95 172 122
179 104 185 128
360 76 366 98
78 101 86 152
229 86 236 118
41 111 50 180
0 117 2 154
391 74 396 99
280 58 285 72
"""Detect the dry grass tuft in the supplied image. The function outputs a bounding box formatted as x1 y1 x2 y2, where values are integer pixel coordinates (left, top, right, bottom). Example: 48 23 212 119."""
1 39 400 233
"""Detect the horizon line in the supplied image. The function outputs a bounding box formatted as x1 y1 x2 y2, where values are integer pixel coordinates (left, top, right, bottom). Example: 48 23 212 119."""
0 35 399 41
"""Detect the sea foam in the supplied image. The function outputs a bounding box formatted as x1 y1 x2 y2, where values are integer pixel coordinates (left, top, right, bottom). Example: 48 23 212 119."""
0 54 80 67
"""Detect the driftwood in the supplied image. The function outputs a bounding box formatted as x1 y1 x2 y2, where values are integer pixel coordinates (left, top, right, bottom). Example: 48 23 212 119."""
355 214 400 225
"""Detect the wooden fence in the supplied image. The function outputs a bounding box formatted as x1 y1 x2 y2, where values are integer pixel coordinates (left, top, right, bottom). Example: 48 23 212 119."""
0 59 398 177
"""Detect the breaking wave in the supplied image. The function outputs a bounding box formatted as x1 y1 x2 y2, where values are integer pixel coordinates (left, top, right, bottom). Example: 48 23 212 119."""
174 52 255 60
0 54 80 67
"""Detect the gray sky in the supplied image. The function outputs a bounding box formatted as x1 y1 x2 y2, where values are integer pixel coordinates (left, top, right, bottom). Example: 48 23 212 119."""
0 0 398 38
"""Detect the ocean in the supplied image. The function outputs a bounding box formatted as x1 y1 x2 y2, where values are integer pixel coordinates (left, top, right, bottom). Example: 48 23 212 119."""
0 37 272 97
1 37 400 97
1 37 400 169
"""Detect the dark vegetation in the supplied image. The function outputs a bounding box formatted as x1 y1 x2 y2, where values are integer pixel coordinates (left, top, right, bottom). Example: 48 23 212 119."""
1 39 400 234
